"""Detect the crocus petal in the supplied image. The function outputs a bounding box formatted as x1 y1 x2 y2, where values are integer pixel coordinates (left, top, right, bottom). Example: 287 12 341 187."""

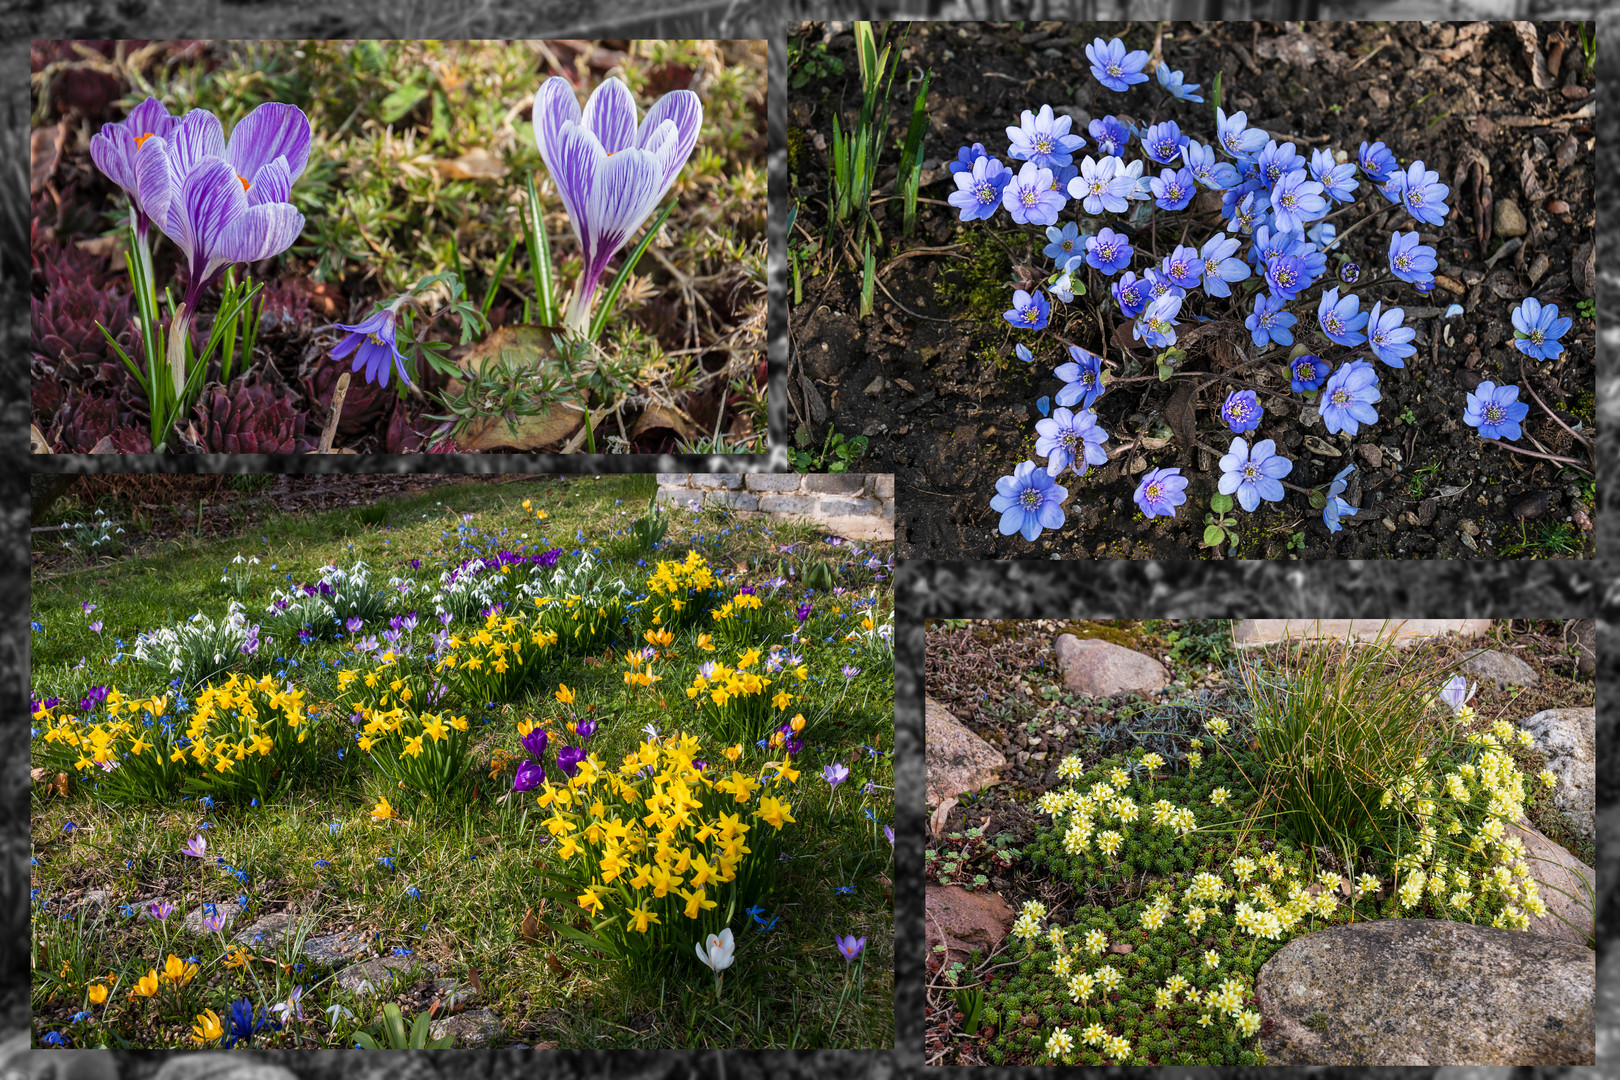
246 156 292 207
169 110 227 181
533 76 583 173
582 77 639 155
215 201 304 270
639 91 703 191
89 127 139 195
580 144 665 288
549 121 603 254
133 135 178 235
227 102 312 184
173 157 249 282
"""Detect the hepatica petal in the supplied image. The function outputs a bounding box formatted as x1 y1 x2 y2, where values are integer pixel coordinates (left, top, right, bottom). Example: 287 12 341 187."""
227 102 312 184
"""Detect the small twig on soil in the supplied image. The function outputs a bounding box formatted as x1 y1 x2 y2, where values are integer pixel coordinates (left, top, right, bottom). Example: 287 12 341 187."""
1518 358 1592 450
1348 35 1393 73
316 373 350 454
874 275 955 323
1485 237 1523 270
876 244 967 281
1479 438 1593 474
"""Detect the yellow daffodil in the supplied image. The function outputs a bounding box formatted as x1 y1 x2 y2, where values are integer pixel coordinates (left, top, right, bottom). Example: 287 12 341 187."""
627 904 660 932
679 886 717 919
756 796 795 830
577 886 605 914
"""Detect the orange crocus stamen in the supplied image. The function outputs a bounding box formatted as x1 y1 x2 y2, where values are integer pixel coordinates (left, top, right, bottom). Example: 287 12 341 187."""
239 175 251 191
134 133 155 149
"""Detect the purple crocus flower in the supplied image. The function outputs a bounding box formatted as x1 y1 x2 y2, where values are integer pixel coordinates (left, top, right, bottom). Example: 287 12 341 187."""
1002 161 1066 226
1218 437 1291 512
344 616 363 634
948 153 1011 222
1035 407 1109 478
88 97 180 243
556 745 587 777
1439 675 1473 712
1221 390 1263 434
1134 467 1188 519
512 759 544 793
521 726 549 759
1463 381 1529 441
148 900 176 921
1388 231 1437 287
533 75 703 331
1290 353 1329 392
795 601 814 623
1366 302 1417 367
835 934 867 962
990 460 1069 542
1006 104 1084 170
1085 228 1133 275
1003 289 1050 331
330 305 414 388
1317 287 1368 346
1054 345 1105 410
182 834 208 858
822 762 850 789
841 664 861 680
1318 360 1382 436
574 717 596 741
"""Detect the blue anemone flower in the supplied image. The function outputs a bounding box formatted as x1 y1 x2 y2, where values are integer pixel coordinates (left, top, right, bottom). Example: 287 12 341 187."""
1220 389 1263 434
1245 292 1296 349
1054 345 1105 411
1317 286 1367 346
1003 289 1051 331
1215 108 1266 160
1358 140 1398 183
1006 104 1084 170
1085 227 1133 275
1088 115 1131 157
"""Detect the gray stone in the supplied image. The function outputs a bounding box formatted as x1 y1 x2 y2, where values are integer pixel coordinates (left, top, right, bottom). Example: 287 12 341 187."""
428 1007 503 1048
233 912 302 949
742 473 802 492
873 474 895 499
1232 619 1493 648
925 697 1005 809
1459 649 1539 690
802 473 868 495
152 1056 299 1080
1053 635 1168 698
1493 198 1527 238
655 489 698 508
689 474 743 489
78 888 110 912
333 955 438 996
757 494 819 515
1504 818 1594 948
654 473 690 486
817 496 881 517
704 490 758 511
183 901 242 936
302 931 372 966
1519 707 1595 842
1256 918 1593 1065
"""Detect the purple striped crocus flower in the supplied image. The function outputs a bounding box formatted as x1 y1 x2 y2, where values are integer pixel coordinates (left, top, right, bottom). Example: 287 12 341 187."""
89 97 181 245
533 76 704 332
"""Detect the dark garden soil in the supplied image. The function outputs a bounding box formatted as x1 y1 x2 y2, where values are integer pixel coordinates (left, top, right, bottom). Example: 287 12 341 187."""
922 618 1596 1065
788 21 1597 559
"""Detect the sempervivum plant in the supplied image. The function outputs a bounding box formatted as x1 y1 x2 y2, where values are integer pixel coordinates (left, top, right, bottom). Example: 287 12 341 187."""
30 276 134 374
192 379 312 454
53 392 151 453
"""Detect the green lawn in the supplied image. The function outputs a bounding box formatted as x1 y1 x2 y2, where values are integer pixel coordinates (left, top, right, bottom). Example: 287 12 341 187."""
30 476 895 1049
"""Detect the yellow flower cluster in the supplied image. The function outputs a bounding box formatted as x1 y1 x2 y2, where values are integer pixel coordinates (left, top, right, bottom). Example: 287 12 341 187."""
685 649 794 742
535 590 629 652
183 674 310 773
435 610 559 702
644 550 719 628
33 689 173 775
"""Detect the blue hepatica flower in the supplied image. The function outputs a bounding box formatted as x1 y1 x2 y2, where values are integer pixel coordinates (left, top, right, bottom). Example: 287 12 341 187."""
1322 464 1358 533
1085 227 1133 274
1366 301 1417 367
1318 359 1382 436
1149 166 1196 211
1306 220 1338 252
1387 159 1449 226
1135 294 1183 349
947 142 991 175
533 75 703 330
331 305 414 389
991 460 1070 541
1464 381 1529 440
1183 141 1239 190
1264 254 1309 301
1317 286 1368 346
1054 344 1105 410
1155 62 1203 102
1269 168 1327 235
1142 267 1185 305
1289 353 1329 392
1002 161 1066 225
1087 37 1150 92
1161 245 1203 291
1218 437 1291 512
1134 467 1188 519
1006 104 1084 170
1004 288 1050 331
1221 389 1263 434
1224 190 1265 235
1511 297 1572 361
1141 121 1189 165
1089 115 1131 157
1358 140 1398 183
1035 407 1109 478
1069 155 1133 215
948 153 1012 222
1245 292 1296 349
1111 271 1149 318
1387 231 1437 287
1198 235 1249 298
1048 266 1078 304
1215 108 1267 160
1309 147 1359 203
1043 221 1085 265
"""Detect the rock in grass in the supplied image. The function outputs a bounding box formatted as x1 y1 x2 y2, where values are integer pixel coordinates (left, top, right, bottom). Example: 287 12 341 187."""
1505 818 1594 948
1459 649 1538 690
924 884 1014 965
333 955 439 996
1518 707 1595 843
153 1056 298 1080
302 931 372 966
925 697 1005 809
1256 918 1593 1065
428 1006 503 1048
1053 634 1168 698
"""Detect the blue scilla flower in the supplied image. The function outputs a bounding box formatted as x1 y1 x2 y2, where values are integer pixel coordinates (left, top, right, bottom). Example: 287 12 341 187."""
1218 437 1291 512
1035 407 1109 478
1002 161 1066 225
1198 235 1249 298
224 998 281 1049
1155 62 1203 102
1089 115 1131 157
1003 288 1050 331
1141 120 1188 165
1043 221 1085 266
1149 166 1196 211
1245 292 1296 349
1318 360 1382 436
1309 147 1359 203
947 154 1011 222
1511 297 1572 361
1464 381 1530 440
1221 389 1263 434
1323 464 1358 533
1388 230 1437 287
1007 104 1084 170
1054 344 1106 411
1358 140 1398 183
1183 140 1239 190
991 460 1070 541
1317 287 1367 346
1087 37 1150 92
1135 293 1183 349
1111 271 1149 318
1216 107 1266 160
947 142 991 175
1389 160 1449 226
1290 353 1329 392
1085 227 1133 274
1366 302 1416 367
